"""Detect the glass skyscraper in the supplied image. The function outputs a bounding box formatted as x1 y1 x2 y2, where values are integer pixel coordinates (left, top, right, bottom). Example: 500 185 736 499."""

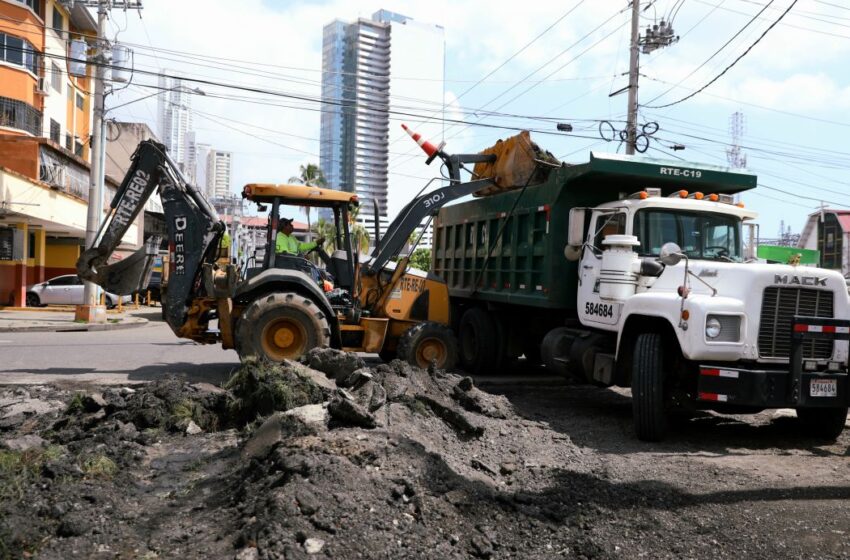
319 10 444 233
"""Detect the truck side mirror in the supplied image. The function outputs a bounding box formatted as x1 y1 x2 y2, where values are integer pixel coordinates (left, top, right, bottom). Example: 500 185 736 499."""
659 242 683 266
567 207 586 248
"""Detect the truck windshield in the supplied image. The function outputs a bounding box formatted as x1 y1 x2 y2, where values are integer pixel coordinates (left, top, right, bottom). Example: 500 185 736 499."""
633 209 742 261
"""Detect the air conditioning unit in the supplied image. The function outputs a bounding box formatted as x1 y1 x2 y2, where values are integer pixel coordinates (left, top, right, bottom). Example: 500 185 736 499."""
35 76 49 96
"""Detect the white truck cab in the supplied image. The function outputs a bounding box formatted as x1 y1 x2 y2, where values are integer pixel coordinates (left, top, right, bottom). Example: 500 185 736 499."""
564 188 850 441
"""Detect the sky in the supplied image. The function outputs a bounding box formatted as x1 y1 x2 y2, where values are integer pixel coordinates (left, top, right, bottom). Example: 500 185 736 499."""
104 0 850 238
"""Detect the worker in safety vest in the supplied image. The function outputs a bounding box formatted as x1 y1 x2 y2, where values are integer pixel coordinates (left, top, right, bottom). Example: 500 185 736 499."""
276 217 324 256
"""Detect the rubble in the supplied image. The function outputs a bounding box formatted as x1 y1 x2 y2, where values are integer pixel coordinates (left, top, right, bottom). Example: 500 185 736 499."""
0 350 847 559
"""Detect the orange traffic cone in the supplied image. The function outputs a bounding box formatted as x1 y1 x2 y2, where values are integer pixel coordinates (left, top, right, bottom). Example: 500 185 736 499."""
401 124 445 164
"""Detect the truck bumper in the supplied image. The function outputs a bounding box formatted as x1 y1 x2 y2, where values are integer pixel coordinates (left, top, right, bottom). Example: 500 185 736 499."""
697 316 850 409
696 366 848 408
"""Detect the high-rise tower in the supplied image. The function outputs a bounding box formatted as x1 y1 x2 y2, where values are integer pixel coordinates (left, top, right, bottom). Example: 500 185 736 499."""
157 73 193 172
319 10 444 230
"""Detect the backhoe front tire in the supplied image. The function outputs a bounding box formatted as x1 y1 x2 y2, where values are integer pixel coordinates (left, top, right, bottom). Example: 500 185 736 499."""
397 322 458 371
235 292 330 363
631 332 669 442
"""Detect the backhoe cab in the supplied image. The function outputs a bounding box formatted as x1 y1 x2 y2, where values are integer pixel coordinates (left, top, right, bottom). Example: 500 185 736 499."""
235 181 459 368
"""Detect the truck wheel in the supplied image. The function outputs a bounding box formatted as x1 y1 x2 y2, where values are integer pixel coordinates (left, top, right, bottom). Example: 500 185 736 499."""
235 292 330 363
795 406 848 441
458 308 500 375
541 327 574 377
631 332 669 442
397 322 458 370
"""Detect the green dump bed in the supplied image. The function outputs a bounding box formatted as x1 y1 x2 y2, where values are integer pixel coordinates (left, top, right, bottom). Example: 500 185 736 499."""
432 151 757 310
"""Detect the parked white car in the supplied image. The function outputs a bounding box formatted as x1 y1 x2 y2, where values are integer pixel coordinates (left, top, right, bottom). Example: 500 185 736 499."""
25 275 131 308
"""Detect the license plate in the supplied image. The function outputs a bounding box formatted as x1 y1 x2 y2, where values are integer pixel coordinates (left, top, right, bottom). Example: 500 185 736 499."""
810 379 837 397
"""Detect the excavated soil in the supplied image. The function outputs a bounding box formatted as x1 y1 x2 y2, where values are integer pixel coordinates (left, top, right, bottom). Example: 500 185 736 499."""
1 350 848 559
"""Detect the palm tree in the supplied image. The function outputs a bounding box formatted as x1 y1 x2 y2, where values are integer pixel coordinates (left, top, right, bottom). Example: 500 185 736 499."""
348 204 370 254
289 163 327 241
311 217 337 252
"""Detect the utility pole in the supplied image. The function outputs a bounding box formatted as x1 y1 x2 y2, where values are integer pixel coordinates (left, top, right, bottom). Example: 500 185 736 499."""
624 1 678 155
625 0 641 156
76 0 143 322
79 1 108 319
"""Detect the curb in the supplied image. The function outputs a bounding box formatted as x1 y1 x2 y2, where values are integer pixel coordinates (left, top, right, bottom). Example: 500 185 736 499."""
0 318 149 333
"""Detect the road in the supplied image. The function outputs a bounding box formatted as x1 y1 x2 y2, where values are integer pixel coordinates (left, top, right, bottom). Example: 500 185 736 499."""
0 310 240 385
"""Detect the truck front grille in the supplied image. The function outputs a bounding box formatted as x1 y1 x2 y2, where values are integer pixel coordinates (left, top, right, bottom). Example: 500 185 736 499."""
758 287 833 359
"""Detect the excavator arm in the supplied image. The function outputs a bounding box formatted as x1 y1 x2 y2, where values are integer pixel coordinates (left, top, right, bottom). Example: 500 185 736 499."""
76 139 224 332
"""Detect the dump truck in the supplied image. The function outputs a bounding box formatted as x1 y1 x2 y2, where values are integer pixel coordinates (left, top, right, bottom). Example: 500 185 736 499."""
423 141 850 442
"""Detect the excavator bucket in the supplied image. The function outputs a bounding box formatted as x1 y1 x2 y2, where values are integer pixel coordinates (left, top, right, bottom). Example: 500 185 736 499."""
78 235 161 296
471 130 560 197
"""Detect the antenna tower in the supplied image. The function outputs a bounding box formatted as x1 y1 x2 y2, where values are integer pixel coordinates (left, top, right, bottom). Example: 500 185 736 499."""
726 111 747 169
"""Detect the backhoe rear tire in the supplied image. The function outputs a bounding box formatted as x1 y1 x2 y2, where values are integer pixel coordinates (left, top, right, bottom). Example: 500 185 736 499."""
631 332 669 442
235 292 330 363
397 322 458 371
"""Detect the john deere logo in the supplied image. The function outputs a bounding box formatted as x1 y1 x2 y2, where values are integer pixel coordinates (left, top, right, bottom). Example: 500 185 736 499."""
774 275 826 286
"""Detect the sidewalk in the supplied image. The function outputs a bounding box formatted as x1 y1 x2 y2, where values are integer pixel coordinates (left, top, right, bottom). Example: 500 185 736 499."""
0 306 150 333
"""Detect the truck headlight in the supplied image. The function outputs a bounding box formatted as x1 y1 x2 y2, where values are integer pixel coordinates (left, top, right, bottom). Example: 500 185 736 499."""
705 317 722 339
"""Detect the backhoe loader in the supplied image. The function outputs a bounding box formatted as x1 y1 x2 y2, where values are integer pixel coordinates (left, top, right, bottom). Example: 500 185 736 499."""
77 128 495 368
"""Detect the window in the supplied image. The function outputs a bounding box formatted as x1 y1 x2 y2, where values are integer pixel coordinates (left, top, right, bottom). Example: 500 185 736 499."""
593 212 626 251
49 119 60 143
633 209 742 261
65 132 72 150
75 93 84 110
0 32 40 74
13 0 41 16
52 8 64 35
49 276 77 286
5 35 23 66
51 62 62 93
28 232 35 259
819 215 842 269
74 140 83 157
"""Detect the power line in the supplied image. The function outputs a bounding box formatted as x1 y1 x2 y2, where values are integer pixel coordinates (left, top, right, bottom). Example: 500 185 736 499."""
645 0 798 109
643 0 775 106
3 43 621 139
690 0 850 39
641 74 850 129
387 8 631 171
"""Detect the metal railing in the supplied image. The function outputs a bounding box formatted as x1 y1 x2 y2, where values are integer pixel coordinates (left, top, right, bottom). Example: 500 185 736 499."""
0 96 42 137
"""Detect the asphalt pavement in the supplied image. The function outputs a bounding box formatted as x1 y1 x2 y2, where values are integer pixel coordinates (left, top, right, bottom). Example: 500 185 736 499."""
0 309 240 385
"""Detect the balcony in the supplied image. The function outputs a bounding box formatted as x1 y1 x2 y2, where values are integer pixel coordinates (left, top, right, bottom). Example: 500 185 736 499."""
0 96 42 137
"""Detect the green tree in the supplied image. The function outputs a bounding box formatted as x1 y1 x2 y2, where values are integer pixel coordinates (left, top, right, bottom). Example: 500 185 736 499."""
311 217 337 252
348 204 371 254
408 248 432 271
289 163 326 241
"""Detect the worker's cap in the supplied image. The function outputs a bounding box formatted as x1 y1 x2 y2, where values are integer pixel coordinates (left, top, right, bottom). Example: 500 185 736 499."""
279 217 294 227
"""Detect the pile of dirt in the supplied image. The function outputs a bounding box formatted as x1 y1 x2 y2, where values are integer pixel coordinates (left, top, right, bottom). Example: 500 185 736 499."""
2 350 847 559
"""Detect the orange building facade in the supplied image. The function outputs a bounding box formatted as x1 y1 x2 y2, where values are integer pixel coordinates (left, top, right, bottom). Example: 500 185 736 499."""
0 0 140 306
